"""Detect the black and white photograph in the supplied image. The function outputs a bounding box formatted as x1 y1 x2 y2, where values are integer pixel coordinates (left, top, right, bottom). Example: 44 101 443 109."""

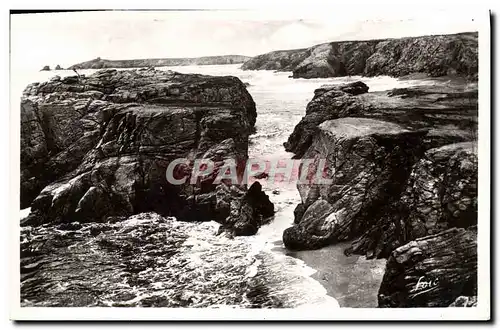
8 6 491 321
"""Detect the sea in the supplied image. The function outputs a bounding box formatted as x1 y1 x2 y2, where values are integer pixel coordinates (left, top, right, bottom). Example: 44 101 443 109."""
16 64 437 308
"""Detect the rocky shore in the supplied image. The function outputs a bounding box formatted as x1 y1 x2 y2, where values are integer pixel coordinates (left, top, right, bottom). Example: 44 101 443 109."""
241 32 478 80
21 68 273 235
69 55 251 70
282 79 478 307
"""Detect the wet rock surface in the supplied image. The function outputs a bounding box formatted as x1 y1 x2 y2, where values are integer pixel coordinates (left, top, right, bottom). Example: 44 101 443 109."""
242 32 478 80
216 182 275 237
378 227 477 307
21 68 263 229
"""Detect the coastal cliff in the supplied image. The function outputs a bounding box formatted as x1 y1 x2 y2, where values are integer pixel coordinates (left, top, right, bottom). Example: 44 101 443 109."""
21 68 273 235
283 79 478 307
69 55 251 70
242 32 478 79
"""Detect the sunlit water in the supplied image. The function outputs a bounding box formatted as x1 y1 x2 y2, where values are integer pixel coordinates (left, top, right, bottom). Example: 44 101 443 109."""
17 64 436 308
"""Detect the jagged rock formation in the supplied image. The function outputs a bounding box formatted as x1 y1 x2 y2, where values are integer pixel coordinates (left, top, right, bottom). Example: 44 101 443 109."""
283 117 428 250
55 65 63 70
284 81 477 252
346 142 477 258
215 181 275 236
69 55 251 70
283 80 478 306
21 68 273 233
40 65 50 71
378 227 477 307
242 32 478 80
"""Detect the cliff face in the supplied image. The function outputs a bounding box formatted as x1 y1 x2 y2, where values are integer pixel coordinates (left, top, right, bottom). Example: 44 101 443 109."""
283 80 478 307
21 68 273 234
69 55 251 70
242 32 478 79
241 48 310 72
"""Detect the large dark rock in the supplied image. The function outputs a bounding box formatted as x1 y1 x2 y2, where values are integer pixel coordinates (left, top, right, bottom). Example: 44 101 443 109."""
283 117 428 251
285 80 478 158
378 227 477 307
346 142 478 259
40 65 50 71
284 81 372 158
283 78 478 308
242 32 478 80
21 68 258 228
284 80 477 252
216 181 275 237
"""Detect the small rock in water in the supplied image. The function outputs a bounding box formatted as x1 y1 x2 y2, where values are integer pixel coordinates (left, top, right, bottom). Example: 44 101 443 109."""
272 189 280 195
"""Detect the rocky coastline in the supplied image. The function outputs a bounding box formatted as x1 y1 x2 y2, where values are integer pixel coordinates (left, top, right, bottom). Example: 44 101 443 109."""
20 45 479 308
241 32 478 80
282 79 478 307
69 55 251 70
21 68 273 236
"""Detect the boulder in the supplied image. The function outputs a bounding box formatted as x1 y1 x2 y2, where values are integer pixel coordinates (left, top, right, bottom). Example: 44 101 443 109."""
40 65 50 71
378 227 477 307
216 181 275 236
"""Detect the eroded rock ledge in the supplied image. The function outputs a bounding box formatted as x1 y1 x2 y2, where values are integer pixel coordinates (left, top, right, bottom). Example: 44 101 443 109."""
283 80 478 307
21 68 273 234
242 32 478 80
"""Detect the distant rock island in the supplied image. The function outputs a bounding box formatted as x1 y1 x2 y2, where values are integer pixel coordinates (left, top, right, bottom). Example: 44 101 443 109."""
241 32 478 79
69 55 251 69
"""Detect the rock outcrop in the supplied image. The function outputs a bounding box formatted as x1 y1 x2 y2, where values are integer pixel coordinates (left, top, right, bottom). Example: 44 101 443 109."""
283 80 478 306
55 65 63 70
69 55 251 70
40 65 50 71
215 181 275 236
283 117 428 250
284 81 477 251
285 81 478 158
346 142 477 258
242 32 478 80
378 227 477 307
21 68 273 233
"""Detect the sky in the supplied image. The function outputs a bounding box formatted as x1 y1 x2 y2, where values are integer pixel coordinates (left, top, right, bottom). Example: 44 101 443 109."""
10 10 479 71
